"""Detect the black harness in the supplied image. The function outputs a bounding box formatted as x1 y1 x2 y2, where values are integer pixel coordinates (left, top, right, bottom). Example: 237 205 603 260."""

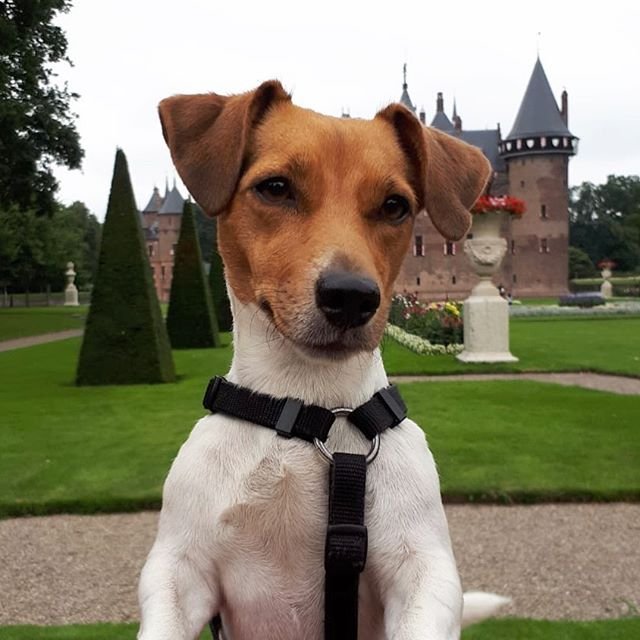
201 376 407 640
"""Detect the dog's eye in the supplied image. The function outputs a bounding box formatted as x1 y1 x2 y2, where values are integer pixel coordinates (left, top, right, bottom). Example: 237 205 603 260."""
255 177 295 205
380 195 411 224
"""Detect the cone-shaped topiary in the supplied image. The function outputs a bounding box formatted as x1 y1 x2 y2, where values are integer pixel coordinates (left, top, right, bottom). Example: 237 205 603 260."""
166 199 220 348
76 149 175 385
208 238 233 332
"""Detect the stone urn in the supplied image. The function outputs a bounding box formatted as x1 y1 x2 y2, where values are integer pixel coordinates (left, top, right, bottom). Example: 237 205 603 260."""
64 261 79 306
457 211 518 363
600 267 613 299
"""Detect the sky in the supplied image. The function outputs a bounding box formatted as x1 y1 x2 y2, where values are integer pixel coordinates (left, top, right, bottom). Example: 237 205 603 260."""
52 0 640 220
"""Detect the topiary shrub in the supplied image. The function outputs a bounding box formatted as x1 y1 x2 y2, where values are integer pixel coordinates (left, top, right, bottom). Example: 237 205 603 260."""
166 200 220 348
76 149 175 385
208 240 232 332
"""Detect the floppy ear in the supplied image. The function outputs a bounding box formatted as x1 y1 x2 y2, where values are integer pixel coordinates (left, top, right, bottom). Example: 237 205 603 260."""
376 104 492 240
158 80 291 216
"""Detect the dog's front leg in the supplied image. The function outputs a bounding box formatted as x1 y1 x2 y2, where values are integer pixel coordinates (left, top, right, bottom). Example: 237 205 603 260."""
138 539 218 640
383 550 462 640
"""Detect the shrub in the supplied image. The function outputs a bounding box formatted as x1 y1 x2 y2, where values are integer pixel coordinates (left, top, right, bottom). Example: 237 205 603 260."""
389 293 463 345
559 293 605 308
76 150 175 385
208 241 232 332
166 200 220 348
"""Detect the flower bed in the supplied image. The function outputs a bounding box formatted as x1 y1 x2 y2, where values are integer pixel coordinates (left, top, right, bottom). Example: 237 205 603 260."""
385 323 463 355
510 301 640 317
389 293 463 345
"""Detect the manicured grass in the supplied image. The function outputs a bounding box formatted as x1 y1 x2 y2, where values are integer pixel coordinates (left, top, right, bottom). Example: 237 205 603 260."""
382 316 640 377
1 338 638 516
0 306 87 341
1 619 639 639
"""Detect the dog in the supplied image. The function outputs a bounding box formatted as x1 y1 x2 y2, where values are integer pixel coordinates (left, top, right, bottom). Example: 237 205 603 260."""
138 80 508 639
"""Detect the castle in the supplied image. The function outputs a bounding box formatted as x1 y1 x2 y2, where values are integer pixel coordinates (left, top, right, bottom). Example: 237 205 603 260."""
141 57 577 303
395 57 578 299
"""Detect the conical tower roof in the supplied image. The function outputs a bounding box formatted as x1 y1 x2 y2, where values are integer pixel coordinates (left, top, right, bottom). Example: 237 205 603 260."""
430 92 453 131
142 186 163 213
159 183 185 214
507 58 572 139
399 63 416 114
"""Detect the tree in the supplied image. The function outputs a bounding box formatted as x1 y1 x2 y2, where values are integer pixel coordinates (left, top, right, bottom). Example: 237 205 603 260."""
568 246 597 279
569 175 640 272
166 200 220 348
0 200 101 297
76 149 175 385
0 0 83 215
208 241 232 332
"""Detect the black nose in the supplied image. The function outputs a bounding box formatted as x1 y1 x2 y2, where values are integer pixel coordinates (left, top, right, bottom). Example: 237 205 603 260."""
315 271 381 329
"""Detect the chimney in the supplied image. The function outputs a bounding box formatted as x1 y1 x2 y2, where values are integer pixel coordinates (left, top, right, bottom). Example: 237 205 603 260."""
561 90 568 126
436 92 444 113
419 107 426 125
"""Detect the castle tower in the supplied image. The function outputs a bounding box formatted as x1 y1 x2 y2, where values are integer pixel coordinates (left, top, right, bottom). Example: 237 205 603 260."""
499 57 578 296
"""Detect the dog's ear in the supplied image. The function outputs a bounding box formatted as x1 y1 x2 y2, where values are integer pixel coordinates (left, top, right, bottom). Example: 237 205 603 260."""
376 104 491 240
158 80 290 216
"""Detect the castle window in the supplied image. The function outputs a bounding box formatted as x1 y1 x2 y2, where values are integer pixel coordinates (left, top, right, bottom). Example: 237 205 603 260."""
511 240 516 255
148 244 154 257
444 241 456 256
413 235 424 257
520 180 525 189
541 204 548 219
161 266 166 280
452 275 457 285
416 276 421 286
513 273 517 284
539 238 550 254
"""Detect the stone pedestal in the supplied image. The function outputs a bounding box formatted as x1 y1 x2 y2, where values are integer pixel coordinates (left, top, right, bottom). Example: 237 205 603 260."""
64 261 79 306
457 212 518 363
600 268 613 299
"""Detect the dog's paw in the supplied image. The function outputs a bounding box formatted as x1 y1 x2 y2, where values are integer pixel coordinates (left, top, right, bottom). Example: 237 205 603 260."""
461 591 511 628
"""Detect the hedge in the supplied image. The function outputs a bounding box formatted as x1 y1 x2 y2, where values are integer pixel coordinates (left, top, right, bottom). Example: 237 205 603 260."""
76 149 175 385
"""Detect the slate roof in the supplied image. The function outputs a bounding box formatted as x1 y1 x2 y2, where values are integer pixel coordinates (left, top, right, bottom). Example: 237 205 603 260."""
507 57 573 139
142 186 163 213
430 111 454 131
453 128 505 173
159 185 185 214
399 85 416 113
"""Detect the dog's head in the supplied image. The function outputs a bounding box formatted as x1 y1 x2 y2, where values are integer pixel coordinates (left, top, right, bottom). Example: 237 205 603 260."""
159 81 490 360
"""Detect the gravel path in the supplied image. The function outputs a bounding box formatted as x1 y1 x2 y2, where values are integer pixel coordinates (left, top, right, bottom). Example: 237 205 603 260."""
0 329 83 352
1 504 638 625
390 372 640 395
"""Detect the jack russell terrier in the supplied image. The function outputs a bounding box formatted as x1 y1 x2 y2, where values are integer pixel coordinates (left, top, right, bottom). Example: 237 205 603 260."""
138 80 509 639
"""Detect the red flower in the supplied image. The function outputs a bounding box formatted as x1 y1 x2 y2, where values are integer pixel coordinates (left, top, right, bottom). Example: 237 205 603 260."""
471 195 526 216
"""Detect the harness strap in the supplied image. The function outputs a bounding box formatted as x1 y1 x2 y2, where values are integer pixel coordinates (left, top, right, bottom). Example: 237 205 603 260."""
325 452 368 640
203 376 335 442
201 377 407 640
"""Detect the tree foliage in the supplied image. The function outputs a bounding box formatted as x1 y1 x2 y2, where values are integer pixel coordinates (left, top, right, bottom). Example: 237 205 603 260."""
569 176 640 272
0 0 83 215
0 201 100 294
166 200 220 348
208 240 232 332
76 149 175 385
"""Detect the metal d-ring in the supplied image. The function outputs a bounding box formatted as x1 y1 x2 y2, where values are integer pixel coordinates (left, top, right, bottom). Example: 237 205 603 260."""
314 407 381 465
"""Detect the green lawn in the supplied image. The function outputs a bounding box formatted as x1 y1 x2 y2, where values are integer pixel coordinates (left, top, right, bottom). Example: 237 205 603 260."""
1 337 638 516
1 619 638 639
382 316 640 377
0 306 87 341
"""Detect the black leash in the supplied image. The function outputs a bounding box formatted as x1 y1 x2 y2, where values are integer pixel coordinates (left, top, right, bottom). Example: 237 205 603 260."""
202 376 407 640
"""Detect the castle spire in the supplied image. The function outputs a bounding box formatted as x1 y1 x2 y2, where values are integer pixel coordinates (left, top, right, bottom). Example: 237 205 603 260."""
500 57 578 158
398 63 416 114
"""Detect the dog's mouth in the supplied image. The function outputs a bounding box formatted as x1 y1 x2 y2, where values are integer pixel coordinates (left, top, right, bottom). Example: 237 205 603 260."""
258 296 379 361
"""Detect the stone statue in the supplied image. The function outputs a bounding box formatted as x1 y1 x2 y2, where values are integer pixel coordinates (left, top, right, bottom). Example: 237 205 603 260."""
64 261 79 306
